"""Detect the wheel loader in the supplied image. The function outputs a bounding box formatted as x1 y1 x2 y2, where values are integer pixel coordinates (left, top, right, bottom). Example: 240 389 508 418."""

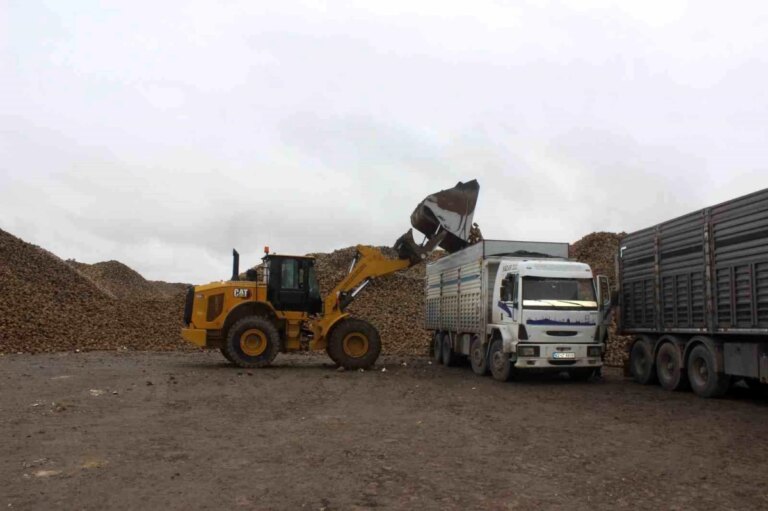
180 180 480 369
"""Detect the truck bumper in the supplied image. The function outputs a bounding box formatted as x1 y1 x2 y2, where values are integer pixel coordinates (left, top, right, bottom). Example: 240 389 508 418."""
181 327 207 347
514 343 603 369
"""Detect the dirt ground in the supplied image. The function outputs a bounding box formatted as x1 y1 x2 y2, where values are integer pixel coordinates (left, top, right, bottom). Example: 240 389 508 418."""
2 352 768 510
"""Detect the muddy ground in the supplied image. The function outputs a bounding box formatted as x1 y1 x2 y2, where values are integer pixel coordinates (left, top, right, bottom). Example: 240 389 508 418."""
2 352 768 510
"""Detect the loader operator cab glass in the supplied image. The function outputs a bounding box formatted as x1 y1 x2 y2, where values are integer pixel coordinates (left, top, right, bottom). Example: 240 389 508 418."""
522 277 597 310
266 256 322 314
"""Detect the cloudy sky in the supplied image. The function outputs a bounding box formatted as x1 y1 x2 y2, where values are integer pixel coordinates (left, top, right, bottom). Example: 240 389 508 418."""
2 1 768 283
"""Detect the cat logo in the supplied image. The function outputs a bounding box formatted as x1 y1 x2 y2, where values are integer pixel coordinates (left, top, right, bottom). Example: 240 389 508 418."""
233 288 250 298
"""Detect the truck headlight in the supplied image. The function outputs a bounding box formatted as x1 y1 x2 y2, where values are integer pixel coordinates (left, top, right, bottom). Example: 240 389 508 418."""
518 346 539 357
588 346 602 357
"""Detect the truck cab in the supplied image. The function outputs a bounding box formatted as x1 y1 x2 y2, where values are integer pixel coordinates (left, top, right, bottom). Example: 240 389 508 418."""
493 259 610 373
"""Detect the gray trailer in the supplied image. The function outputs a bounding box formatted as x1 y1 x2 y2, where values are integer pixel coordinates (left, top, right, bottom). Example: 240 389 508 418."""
427 240 611 381
619 188 768 397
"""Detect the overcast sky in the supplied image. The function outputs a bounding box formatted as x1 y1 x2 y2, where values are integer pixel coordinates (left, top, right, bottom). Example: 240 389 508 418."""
2 1 768 283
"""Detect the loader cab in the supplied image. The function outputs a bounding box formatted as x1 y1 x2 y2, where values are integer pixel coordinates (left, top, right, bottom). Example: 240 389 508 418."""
264 255 322 314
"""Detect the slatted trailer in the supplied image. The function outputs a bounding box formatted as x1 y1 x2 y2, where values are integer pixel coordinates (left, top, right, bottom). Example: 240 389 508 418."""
619 188 768 397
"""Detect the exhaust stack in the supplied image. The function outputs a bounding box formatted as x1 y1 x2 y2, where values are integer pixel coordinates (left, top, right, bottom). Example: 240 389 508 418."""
231 249 240 281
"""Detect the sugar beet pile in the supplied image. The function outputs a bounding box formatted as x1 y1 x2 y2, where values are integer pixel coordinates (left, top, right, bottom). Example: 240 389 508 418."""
0 228 630 366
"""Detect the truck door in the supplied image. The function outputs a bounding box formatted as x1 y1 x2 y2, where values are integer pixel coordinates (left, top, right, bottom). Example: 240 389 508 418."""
499 273 520 324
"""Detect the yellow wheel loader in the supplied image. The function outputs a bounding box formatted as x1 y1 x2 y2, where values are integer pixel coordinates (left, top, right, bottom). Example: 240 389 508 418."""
180 180 479 369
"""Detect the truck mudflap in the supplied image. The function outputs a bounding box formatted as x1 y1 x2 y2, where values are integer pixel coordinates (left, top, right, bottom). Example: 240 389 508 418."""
513 343 603 369
181 327 207 347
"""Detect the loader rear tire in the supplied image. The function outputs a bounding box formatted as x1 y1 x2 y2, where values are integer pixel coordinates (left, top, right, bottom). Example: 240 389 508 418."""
327 318 381 370
220 347 236 365
224 316 281 368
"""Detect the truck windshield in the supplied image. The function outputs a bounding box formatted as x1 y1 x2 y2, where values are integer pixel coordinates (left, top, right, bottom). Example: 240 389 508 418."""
522 277 597 309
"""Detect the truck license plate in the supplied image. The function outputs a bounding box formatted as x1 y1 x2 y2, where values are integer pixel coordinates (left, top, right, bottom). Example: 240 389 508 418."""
552 352 575 359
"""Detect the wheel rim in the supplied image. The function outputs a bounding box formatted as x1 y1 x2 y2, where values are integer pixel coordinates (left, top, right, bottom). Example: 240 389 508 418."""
342 333 369 358
240 329 268 356
658 350 673 382
492 349 505 373
690 355 709 388
472 345 483 367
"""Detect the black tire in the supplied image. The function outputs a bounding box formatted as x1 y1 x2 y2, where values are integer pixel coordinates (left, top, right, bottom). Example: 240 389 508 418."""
569 368 596 382
655 342 688 391
442 333 457 367
630 338 656 385
224 316 281 368
489 338 513 382
687 344 730 398
432 332 443 365
327 318 381 370
470 336 488 376
219 347 236 365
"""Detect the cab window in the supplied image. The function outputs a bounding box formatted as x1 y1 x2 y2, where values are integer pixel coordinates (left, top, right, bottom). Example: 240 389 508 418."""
281 259 299 289
500 274 518 303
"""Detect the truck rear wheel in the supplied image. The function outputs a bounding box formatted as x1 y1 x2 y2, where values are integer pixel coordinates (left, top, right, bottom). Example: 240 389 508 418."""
224 316 281 368
441 333 457 367
432 332 443 364
489 338 513 382
687 344 730 398
470 336 488 376
327 318 381 370
655 342 688 391
630 337 656 385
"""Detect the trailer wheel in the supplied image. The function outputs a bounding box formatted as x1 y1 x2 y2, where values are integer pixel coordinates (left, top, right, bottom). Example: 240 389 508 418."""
687 344 730 398
223 316 281 368
442 333 457 367
655 342 688 391
327 318 381 370
470 336 488 376
629 338 656 385
489 338 513 382
432 332 443 365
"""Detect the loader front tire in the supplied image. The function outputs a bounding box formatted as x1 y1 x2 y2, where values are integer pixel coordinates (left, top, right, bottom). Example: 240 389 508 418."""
327 318 381 370
224 316 281 368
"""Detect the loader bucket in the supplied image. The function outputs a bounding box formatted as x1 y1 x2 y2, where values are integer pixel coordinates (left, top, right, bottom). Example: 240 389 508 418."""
410 179 479 253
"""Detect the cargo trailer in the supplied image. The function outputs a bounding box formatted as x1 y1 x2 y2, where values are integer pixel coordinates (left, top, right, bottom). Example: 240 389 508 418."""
619 188 768 397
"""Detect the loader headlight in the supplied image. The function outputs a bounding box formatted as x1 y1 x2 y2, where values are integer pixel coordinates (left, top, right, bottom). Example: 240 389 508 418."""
588 346 602 357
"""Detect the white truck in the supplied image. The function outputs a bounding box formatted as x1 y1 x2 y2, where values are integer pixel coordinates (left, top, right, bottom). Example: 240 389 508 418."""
426 240 612 381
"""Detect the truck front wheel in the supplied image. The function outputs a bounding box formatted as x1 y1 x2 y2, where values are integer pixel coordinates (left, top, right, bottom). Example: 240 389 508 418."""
327 318 381 370
630 337 656 385
489 338 513 382
687 344 730 398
